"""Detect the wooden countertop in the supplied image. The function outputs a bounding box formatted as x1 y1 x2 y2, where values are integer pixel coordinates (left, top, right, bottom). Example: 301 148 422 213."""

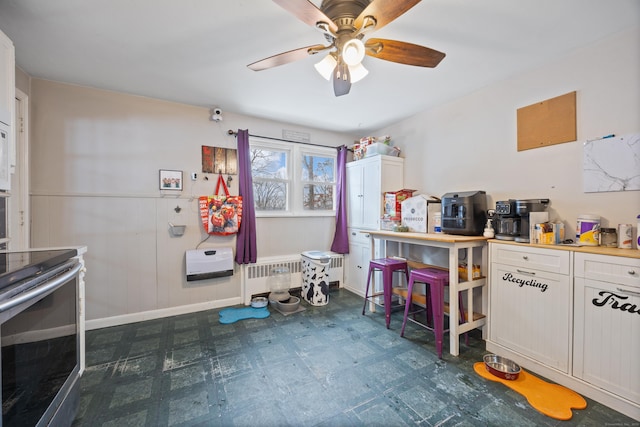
363 231 640 258
365 230 489 243
488 239 640 259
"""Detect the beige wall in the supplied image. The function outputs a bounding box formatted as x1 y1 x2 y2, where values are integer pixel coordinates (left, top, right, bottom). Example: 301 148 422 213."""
378 26 640 239
26 25 640 326
28 80 353 326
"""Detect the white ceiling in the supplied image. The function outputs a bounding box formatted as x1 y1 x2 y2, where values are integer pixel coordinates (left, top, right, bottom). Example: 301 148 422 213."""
0 0 638 135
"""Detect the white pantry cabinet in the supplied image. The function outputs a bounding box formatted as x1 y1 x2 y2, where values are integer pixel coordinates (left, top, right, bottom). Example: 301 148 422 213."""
489 243 572 372
344 155 403 293
345 228 374 297
573 253 640 406
346 155 403 230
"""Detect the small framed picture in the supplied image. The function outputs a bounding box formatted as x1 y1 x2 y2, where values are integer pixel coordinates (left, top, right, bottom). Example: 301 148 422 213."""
159 169 183 191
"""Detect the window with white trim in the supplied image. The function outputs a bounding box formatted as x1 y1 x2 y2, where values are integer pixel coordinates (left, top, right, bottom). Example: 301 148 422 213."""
250 137 336 216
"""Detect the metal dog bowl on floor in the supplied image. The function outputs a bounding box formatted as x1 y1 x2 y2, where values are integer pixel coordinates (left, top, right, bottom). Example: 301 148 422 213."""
250 297 268 308
483 354 521 380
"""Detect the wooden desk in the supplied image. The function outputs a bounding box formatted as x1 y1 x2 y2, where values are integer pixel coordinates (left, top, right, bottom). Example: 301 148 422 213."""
366 230 489 356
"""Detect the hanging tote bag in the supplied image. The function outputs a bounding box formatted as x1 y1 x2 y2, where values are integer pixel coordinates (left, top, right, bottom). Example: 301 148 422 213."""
199 174 243 236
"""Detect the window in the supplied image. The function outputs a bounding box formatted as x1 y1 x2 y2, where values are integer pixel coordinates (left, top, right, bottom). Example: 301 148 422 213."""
250 138 336 216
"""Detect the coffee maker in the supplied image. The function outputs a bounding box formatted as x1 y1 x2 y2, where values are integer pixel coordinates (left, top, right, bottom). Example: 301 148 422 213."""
494 200 519 240
441 191 487 236
494 199 550 242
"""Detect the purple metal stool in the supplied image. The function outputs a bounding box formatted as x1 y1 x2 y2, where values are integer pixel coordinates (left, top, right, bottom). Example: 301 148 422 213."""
400 267 468 358
362 258 409 329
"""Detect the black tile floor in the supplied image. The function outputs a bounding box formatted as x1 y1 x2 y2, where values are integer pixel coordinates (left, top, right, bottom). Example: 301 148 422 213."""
73 289 638 426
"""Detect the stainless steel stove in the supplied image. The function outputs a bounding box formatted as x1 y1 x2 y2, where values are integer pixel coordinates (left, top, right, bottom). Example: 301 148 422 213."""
0 249 81 427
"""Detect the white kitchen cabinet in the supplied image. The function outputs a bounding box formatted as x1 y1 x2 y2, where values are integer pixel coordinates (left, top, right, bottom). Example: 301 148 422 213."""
0 29 14 127
573 253 640 406
0 29 14 191
345 155 403 292
346 155 404 230
344 228 372 297
489 243 572 372
487 241 640 419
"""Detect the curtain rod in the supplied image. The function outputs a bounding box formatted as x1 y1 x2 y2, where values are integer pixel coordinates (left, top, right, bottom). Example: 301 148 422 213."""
227 130 348 150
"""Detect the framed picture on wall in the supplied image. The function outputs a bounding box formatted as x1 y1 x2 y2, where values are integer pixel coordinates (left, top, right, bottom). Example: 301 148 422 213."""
159 169 183 191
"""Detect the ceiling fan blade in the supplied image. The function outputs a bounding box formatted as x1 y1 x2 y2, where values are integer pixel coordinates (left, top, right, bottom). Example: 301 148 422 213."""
273 0 338 34
333 62 351 97
365 38 445 67
248 44 329 71
354 0 421 32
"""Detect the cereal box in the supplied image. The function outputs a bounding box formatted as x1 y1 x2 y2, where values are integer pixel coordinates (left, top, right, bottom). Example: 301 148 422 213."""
384 189 416 217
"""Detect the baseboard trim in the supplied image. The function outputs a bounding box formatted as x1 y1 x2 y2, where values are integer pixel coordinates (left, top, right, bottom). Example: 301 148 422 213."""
85 296 243 330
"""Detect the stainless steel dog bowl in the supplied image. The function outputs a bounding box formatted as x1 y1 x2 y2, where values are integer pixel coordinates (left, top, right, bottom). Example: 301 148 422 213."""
483 354 521 380
275 296 300 313
250 297 268 308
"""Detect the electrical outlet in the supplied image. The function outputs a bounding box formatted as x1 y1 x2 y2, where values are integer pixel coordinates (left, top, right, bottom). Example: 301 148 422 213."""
191 172 197 181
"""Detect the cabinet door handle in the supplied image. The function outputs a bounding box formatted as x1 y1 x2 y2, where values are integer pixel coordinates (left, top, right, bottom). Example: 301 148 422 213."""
628 270 637 276
516 269 536 276
616 287 640 296
364 234 370 238
522 256 529 260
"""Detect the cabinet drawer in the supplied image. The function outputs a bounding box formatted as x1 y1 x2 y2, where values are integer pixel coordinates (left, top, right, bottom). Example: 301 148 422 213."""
490 243 570 275
575 253 640 288
348 228 373 246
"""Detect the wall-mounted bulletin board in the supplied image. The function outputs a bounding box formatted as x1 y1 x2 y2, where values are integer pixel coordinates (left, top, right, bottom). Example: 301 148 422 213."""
516 91 576 151
202 146 237 174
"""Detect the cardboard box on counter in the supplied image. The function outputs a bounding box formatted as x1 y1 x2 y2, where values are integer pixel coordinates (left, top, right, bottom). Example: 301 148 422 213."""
529 212 550 243
535 221 565 245
401 194 441 233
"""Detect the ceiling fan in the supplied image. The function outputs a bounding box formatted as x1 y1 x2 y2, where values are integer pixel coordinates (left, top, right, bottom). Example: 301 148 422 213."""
248 0 445 97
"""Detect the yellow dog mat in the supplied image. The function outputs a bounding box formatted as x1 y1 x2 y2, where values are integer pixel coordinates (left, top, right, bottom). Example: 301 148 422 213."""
474 362 587 420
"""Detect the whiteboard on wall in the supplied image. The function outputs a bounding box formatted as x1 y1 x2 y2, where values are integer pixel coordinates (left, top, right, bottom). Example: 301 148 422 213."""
583 133 640 193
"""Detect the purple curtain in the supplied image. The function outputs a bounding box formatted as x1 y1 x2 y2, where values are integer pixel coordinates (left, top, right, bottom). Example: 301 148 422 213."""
235 129 257 264
330 145 349 254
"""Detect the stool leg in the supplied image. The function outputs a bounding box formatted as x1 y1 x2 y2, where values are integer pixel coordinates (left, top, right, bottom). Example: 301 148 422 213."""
400 276 415 337
425 282 433 327
362 265 375 316
432 279 445 359
383 267 394 329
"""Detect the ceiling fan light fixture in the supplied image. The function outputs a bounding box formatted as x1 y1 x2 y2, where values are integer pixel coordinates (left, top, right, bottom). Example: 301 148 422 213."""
342 38 365 66
314 54 337 80
348 62 368 83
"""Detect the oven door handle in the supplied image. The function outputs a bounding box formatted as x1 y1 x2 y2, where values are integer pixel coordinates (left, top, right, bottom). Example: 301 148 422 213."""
0 261 82 313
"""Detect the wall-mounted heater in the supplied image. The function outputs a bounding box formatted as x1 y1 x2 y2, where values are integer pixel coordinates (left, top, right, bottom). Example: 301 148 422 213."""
186 247 233 281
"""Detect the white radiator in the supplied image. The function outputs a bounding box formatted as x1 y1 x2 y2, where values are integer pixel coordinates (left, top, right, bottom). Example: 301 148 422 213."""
242 253 344 305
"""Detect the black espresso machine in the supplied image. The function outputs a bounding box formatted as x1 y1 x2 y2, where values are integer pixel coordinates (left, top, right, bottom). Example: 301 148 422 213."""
441 191 487 235
494 199 550 242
